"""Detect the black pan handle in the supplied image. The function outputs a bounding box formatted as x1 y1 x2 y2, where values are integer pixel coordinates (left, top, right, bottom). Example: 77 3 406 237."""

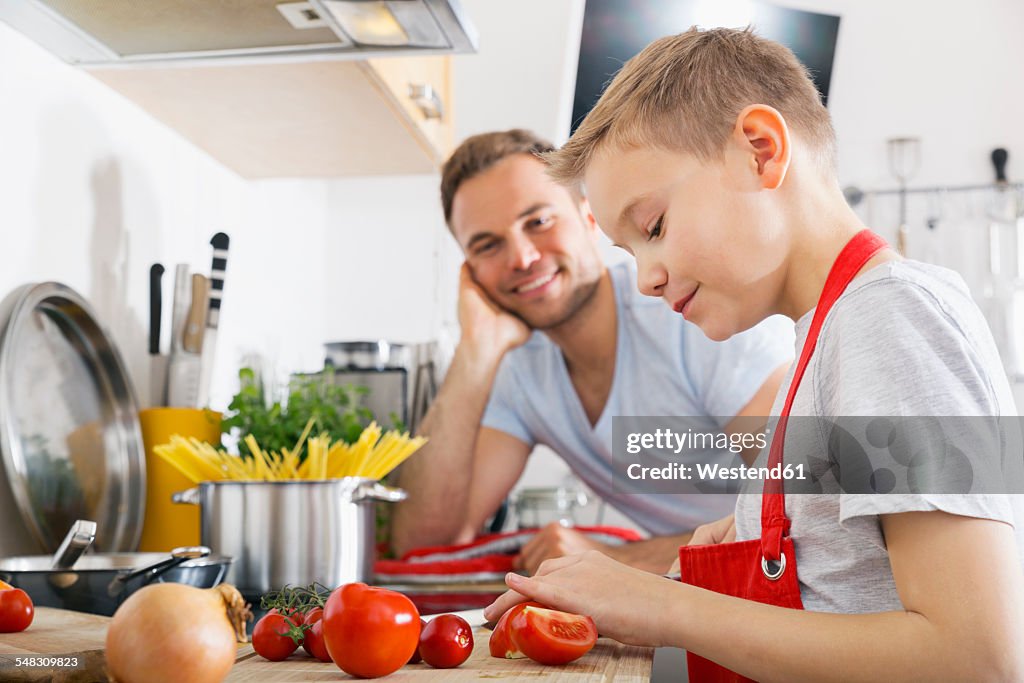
107 546 210 597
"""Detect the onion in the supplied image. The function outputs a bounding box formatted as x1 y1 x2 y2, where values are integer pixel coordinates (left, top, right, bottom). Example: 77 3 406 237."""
106 583 251 683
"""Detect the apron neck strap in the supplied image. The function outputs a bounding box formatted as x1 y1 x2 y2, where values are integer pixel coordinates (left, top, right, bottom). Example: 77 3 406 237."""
761 229 889 561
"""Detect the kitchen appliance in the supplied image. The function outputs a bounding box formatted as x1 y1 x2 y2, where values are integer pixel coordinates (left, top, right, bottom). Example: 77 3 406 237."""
0 0 477 65
0 521 230 616
315 339 443 433
0 282 145 558
172 478 405 599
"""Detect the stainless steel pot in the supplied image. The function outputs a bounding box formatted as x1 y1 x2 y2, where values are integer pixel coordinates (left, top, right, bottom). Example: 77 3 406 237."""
172 478 406 597
0 546 231 616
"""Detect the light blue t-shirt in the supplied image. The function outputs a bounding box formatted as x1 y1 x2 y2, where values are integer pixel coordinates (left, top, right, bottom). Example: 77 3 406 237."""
482 261 795 535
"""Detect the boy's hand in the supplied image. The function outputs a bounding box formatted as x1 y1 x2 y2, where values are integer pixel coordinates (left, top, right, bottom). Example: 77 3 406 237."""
484 551 685 648
458 263 531 355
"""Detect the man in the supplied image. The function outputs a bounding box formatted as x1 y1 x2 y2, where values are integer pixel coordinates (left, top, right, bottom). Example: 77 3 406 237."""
391 129 792 573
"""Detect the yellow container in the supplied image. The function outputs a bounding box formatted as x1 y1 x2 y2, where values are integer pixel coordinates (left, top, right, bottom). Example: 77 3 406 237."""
138 408 222 552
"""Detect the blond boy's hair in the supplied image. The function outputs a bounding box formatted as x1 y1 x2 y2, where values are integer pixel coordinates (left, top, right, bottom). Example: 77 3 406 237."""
547 27 836 185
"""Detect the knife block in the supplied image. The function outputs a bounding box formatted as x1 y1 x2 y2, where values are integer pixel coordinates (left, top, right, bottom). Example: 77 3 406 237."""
137 407 221 552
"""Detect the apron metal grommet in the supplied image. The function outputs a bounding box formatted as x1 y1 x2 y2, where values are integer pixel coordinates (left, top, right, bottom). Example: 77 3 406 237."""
761 552 786 581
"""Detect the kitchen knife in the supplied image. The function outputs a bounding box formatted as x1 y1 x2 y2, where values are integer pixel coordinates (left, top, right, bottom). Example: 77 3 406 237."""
167 265 202 407
197 232 229 408
148 264 168 406
168 264 191 354
183 274 209 354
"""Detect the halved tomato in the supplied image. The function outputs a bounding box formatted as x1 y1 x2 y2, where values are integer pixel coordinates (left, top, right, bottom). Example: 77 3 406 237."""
508 606 597 665
488 601 543 659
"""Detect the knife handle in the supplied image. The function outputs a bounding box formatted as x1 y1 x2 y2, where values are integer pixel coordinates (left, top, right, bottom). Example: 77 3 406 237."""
993 148 1009 184
149 263 164 355
183 274 209 354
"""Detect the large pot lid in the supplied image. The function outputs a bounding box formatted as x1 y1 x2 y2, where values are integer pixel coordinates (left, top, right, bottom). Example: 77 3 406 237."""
0 283 144 553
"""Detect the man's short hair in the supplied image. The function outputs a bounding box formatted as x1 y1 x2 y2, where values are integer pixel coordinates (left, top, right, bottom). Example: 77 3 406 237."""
546 27 836 186
440 129 557 228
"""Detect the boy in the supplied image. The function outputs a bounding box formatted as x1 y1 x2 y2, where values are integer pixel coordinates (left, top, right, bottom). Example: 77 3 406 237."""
485 27 1024 681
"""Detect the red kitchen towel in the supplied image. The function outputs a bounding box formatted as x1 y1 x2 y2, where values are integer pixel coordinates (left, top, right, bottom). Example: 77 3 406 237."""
374 526 643 584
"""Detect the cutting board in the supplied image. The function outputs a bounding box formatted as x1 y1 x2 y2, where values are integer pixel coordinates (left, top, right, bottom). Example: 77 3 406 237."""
0 607 109 682
0 607 654 682
229 630 653 682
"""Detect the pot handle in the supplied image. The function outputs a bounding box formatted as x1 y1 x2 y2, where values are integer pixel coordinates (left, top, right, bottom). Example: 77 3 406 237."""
172 487 200 505
51 519 97 570
354 481 407 503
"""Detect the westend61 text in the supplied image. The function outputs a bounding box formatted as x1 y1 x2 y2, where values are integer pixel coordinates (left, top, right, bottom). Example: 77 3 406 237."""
627 462 807 481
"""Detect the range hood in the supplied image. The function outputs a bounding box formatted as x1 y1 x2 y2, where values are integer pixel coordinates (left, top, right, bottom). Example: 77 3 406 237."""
0 0 478 65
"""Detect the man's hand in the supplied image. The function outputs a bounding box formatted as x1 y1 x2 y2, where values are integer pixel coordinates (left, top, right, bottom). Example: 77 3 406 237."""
688 514 736 546
666 515 737 575
513 523 606 575
458 263 531 354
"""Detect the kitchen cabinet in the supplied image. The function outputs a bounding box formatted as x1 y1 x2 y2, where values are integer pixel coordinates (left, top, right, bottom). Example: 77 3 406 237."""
0 607 654 681
87 55 454 178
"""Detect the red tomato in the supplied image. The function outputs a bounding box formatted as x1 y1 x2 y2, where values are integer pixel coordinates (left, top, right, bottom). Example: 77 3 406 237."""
488 601 543 659
322 582 420 678
252 613 300 661
508 606 597 665
419 614 473 669
300 607 331 662
0 587 34 633
268 606 305 623
301 606 323 629
408 618 427 664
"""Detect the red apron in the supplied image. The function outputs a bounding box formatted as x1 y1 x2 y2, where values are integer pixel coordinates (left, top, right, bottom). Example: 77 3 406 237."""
677 229 888 682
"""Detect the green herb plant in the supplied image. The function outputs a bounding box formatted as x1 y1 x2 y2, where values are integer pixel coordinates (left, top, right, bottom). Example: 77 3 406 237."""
220 367 403 459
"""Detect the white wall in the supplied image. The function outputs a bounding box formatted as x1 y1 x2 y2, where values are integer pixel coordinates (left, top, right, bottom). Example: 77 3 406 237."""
0 22 332 410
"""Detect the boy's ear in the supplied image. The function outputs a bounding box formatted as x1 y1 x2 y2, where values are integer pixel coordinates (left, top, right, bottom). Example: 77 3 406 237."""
578 197 599 232
733 104 791 190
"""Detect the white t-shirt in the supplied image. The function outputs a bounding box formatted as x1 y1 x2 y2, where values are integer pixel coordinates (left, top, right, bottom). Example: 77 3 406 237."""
483 261 795 535
735 260 1024 613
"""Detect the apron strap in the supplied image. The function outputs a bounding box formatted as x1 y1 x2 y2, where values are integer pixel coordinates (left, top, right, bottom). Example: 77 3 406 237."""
760 229 889 562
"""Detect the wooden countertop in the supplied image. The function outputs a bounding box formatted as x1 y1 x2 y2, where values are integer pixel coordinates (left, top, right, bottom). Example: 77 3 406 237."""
0 607 653 682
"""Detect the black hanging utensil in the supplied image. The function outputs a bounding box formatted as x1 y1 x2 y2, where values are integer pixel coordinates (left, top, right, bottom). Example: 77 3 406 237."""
148 263 164 355
993 148 1009 185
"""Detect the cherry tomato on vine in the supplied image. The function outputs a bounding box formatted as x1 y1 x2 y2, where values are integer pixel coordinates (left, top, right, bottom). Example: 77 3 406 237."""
252 613 300 661
301 607 332 662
